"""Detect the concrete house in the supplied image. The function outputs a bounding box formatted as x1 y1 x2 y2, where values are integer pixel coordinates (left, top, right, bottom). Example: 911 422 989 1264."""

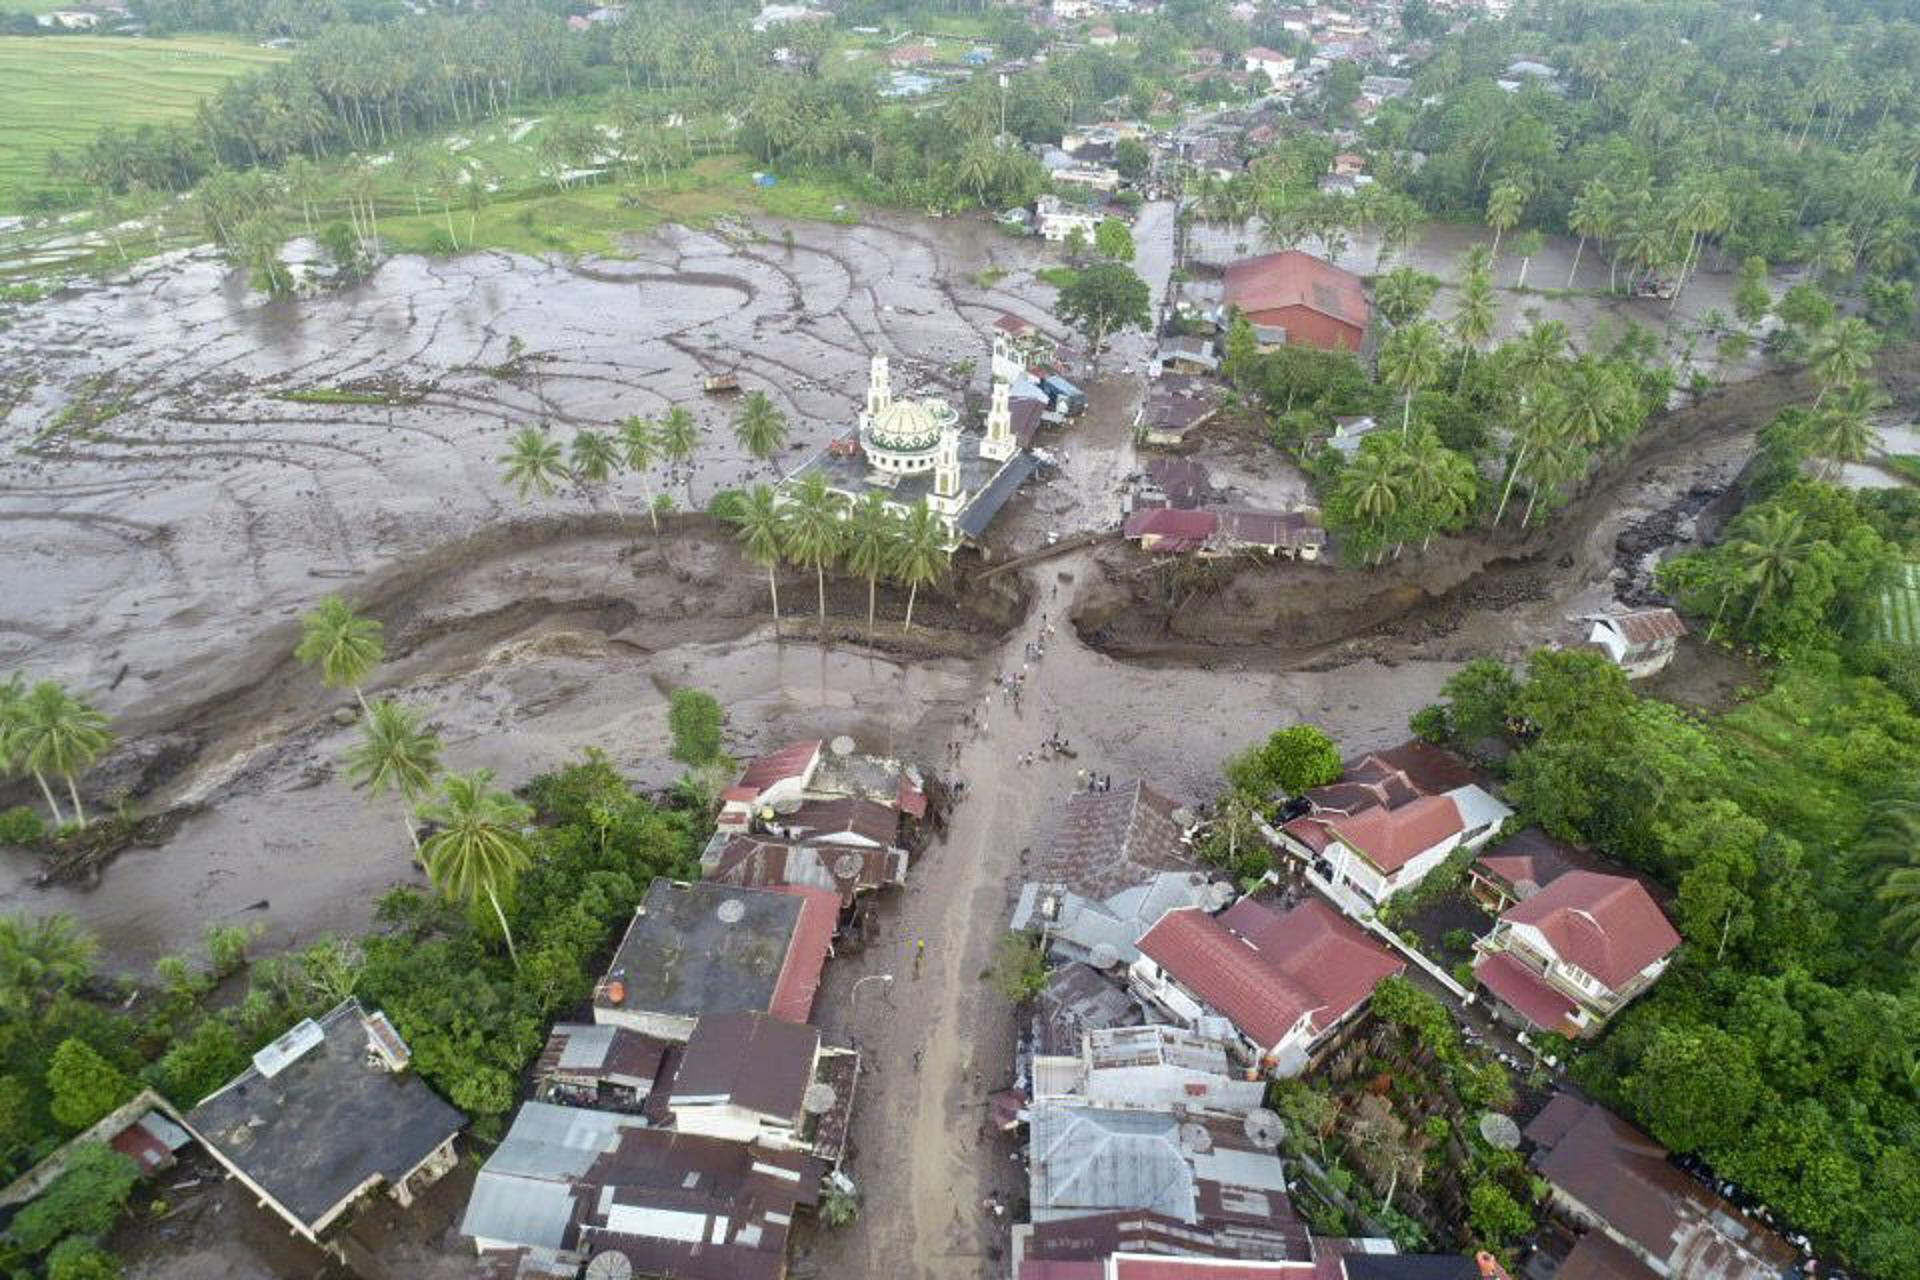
1031 1024 1266 1114
1130 898 1403 1075
182 999 464 1242
1037 193 1104 241
666 1012 858 1162
1473 871 1680 1038
1244 46 1296 80
1011 869 1220 968
1586 608 1686 678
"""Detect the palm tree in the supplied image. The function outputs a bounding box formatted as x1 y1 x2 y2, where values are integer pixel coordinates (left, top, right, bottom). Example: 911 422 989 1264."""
1810 380 1886 479
1509 320 1570 394
345 699 443 857
1731 506 1809 628
1378 320 1445 434
893 502 950 634
734 391 789 476
1397 430 1476 551
782 472 844 639
1877 865 1920 957
0 672 28 811
1567 180 1613 288
844 491 898 637
728 484 786 634
1451 268 1497 378
295 594 384 711
11 682 111 828
0 913 96 1017
657 406 700 505
1557 359 1631 450
1485 180 1526 265
1374 267 1438 327
500 426 568 502
1807 318 1880 405
615 417 661 532
570 427 627 523
1493 389 1566 528
417 770 533 969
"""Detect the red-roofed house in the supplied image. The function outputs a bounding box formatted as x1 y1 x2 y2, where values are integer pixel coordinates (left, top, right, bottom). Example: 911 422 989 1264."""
717 739 823 831
1129 898 1403 1074
1223 251 1371 353
1282 794 1469 905
1124 507 1218 553
769 886 841 1024
1243 46 1295 80
1473 872 1680 1038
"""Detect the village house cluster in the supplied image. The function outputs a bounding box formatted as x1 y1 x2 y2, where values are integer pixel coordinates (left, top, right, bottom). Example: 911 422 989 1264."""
994 734 1795 1278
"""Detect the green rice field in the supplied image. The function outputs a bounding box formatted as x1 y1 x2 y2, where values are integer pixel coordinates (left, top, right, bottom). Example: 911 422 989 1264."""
0 35 286 210
1880 561 1920 648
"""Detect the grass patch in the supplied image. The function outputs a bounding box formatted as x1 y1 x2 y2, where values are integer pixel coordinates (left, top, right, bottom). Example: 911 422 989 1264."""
1036 265 1080 289
1883 454 1920 487
272 386 417 406
0 35 287 212
974 266 1009 287
1879 561 1920 648
29 376 127 446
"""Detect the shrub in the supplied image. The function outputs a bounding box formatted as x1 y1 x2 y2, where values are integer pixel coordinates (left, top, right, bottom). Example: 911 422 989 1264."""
46 1041 133 1133
989 932 1048 1001
47 1237 120 1280
667 689 725 768
0 806 45 846
203 924 259 980
8 1144 139 1254
1443 927 1477 954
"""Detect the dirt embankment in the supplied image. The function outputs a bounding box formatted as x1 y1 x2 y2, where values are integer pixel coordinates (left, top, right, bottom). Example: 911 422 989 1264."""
1076 342 1920 665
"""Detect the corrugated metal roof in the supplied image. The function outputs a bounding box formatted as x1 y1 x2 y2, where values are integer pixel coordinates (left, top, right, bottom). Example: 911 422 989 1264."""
556 1024 617 1071
485 1102 640 1181
957 453 1040 539
462 1169 579 1250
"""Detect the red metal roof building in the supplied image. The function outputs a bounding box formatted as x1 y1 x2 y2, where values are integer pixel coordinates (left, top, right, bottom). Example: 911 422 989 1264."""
1474 872 1680 1038
1222 251 1371 353
768 886 840 1024
1131 898 1403 1069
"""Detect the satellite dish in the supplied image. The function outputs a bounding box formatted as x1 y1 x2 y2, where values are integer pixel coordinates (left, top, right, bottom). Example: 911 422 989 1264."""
716 898 746 924
1088 942 1120 970
1479 1113 1522 1151
803 1082 838 1115
830 735 856 756
1243 1107 1287 1149
834 851 865 879
586 1251 633 1280
772 797 803 816
1180 1122 1213 1154
1171 807 1196 828
1204 881 1237 911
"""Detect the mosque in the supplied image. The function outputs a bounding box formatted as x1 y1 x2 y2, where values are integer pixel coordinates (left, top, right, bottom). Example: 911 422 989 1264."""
780 353 1040 549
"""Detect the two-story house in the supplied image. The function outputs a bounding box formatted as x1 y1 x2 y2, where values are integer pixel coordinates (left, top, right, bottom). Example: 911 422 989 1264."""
666 1011 857 1160
1473 871 1680 1039
1129 898 1403 1076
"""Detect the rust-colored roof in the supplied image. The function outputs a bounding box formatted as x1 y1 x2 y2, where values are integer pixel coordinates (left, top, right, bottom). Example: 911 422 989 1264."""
1216 507 1323 550
1602 607 1687 648
768 886 839 1023
1125 508 1218 543
1038 782 1194 900
1526 1096 1795 1280
1504 871 1678 988
1324 793 1463 873
1223 251 1369 330
1351 740 1481 794
895 773 927 818
705 835 903 905
782 795 900 846
736 739 821 794
1137 899 1402 1049
1475 827 1585 897
671 1011 818 1119
1473 951 1580 1034
1559 1232 1661 1280
997 312 1039 336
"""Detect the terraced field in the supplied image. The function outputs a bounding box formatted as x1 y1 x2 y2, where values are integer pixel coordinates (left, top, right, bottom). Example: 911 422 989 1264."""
1882 560 1920 647
0 34 286 209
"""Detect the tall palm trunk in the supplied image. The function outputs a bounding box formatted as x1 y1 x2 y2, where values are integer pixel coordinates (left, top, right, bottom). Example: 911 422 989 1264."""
767 563 783 636
816 566 828 640
486 887 519 969
34 772 65 827
1567 235 1586 289
903 581 920 633
1492 443 1530 527
65 776 87 828
867 575 878 637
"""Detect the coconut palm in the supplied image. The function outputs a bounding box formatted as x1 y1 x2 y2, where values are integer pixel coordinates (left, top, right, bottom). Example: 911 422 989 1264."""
294 594 384 711
1485 180 1526 265
0 913 96 1017
1509 319 1570 394
345 699 443 857
782 472 844 639
893 502 950 634
1451 268 1497 378
1378 320 1445 435
1557 359 1632 451
500 426 568 503
1730 506 1810 627
734 391 789 476
1878 866 1920 957
1807 318 1880 405
1810 380 1886 479
1374 267 1439 328
615 416 662 532
844 490 899 637
728 484 786 634
570 427 628 523
417 770 533 968
1493 388 1567 528
1397 430 1477 551
11 682 112 828
0 672 26 803
1567 180 1613 288
657 406 700 505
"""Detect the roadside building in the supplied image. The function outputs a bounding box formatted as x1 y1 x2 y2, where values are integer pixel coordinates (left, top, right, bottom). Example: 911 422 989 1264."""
1055 164 1125 193
1037 193 1105 241
667 1011 859 1162
593 879 838 1040
1585 608 1686 678
1157 335 1219 375
533 1023 677 1115
1130 897 1404 1075
1032 781 1197 900
1034 961 1146 1058
1136 378 1220 447
1222 251 1372 353
1031 1024 1267 1114
182 999 464 1242
1133 456 1213 510
1473 871 1679 1038
1123 507 1325 560
1525 1095 1796 1280
1012 869 1222 967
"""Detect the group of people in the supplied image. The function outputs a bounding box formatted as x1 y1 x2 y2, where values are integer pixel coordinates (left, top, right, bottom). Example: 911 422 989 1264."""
1079 770 1115 792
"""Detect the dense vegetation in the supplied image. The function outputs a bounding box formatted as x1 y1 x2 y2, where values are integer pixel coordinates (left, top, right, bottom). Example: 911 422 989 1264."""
1415 443 1920 1275
0 753 698 1269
